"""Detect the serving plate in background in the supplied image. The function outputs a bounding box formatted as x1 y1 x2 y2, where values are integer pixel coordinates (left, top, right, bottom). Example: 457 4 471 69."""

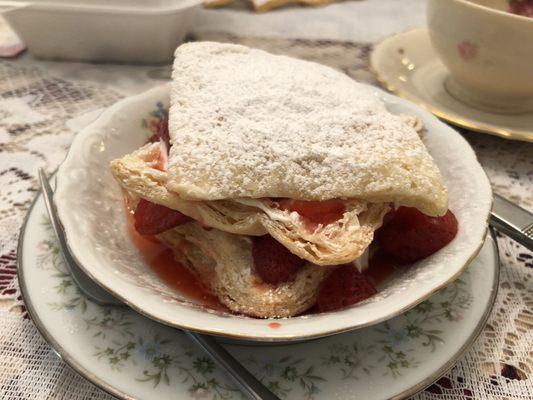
54 85 492 342
0 0 202 63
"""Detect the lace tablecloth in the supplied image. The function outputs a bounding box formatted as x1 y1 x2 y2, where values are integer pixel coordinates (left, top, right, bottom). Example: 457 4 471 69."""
1 2 532 399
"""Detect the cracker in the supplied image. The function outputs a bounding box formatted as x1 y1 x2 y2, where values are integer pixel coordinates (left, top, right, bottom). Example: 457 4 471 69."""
251 0 335 12
203 0 235 8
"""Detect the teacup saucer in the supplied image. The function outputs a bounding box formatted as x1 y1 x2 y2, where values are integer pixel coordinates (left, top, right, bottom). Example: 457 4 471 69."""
370 29 533 143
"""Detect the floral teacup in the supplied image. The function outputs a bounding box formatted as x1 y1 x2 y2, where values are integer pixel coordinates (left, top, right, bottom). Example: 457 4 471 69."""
427 0 533 114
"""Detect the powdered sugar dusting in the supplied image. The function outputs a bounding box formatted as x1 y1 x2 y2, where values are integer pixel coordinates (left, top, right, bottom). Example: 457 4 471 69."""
168 42 447 216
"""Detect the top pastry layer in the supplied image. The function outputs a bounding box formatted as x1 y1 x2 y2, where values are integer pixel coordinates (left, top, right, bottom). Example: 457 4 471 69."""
168 42 447 216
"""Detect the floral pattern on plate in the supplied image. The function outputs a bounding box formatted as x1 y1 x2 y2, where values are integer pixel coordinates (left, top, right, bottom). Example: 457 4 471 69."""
23 212 497 400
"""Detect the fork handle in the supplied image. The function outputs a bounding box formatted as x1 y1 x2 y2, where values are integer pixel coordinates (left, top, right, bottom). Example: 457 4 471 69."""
491 194 533 251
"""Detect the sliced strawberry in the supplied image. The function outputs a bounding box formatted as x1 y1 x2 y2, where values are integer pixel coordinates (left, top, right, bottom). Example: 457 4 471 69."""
364 251 399 287
134 199 191 235
148 116 170 151
376 207 458 264
317 264 377 312
252 235 305 285
277 199 345 226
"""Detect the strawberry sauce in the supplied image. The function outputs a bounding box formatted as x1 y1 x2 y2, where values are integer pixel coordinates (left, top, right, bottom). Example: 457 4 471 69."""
126 209 224 311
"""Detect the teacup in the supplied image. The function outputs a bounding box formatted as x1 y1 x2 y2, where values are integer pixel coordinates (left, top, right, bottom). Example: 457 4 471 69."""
427 0 533 114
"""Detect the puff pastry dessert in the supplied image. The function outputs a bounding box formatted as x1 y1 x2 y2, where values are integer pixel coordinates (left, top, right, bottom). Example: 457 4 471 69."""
110 42 457 318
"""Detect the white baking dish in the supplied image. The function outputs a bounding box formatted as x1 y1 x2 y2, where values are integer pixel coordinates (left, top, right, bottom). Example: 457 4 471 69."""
0 0 202 64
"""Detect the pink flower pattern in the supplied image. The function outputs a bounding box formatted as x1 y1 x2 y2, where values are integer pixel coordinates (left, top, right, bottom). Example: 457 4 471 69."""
457 41 478 62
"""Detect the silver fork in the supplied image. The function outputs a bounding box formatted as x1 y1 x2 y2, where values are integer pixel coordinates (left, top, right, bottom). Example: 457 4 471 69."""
38 168 280 400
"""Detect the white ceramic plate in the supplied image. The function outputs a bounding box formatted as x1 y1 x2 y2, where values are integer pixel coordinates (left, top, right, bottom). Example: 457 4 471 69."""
18 192 499 400
54 84 492 341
